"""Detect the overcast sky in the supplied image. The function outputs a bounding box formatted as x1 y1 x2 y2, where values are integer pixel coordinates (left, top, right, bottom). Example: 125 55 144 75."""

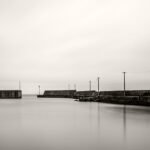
0 0 150 94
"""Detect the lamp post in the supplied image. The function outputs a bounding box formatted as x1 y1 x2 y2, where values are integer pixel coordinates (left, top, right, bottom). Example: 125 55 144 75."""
97 77 100 96
123 72 126 96
19 80 21 91
89 80 91 91
68 84 70 90
38 85 41 95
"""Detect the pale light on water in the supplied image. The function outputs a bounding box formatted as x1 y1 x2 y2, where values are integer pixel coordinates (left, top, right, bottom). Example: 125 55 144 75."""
0 96 150 150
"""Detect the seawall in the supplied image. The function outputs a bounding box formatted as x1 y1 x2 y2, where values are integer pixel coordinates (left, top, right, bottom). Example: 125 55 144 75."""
94 96 150 106
37 90 76 98
77 90 150 106
0 90 22 99
37 90 150 106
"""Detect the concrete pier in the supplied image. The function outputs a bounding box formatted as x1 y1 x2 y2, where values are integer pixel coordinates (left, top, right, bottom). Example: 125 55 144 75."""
0 90 22 99
74 90 97 100
37 89 150 106
78 90 150 106
37 90 76 98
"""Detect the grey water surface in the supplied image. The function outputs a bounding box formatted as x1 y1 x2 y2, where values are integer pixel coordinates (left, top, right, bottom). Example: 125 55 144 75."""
0 95 150 150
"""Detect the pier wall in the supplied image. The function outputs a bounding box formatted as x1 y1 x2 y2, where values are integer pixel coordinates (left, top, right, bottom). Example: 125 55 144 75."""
99 90 150 96
77 90 150 106
74 91 97 98
38 90 150 98
0 90 22 99
94 96 150 106
37 90 150 106
40 90 76 98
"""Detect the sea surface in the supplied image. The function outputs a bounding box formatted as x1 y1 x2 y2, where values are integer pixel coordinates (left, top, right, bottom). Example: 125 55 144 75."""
0 95 150 150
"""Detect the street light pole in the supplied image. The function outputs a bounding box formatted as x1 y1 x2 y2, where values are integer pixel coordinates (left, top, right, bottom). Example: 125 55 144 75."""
89 80 91 91
19 80 21 91
68 84 70 90
123 72 126 96
38 85 41 95
97 77 100 96
74 84 76 90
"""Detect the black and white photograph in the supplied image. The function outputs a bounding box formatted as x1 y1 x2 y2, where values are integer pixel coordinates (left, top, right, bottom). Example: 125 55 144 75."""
0 0 150 150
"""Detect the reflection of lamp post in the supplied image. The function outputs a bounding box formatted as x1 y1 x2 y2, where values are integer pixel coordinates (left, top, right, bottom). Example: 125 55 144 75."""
97 77 100 96
38 85 40 95
123 105 126 141
123 72 126 96
89 80 91 91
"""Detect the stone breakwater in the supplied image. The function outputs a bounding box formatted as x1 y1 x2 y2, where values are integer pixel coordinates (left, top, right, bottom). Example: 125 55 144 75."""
0 90 22 99
37 90 76 98
79 95 150 106
38 90 150 106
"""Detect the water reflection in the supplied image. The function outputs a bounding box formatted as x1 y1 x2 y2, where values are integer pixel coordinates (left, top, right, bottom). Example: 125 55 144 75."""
97 103 101 130
123 105 126 143
89 102 92 128
0 98 150 150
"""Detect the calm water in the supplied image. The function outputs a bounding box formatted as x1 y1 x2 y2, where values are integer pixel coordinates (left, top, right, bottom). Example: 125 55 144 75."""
0 95 150 150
